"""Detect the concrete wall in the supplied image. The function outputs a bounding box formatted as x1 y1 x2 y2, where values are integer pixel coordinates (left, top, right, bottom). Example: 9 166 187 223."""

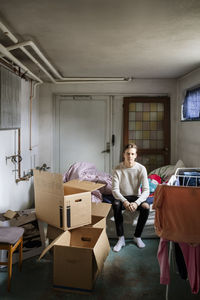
39 78 177 173
176 67 200 167
0 78 39 213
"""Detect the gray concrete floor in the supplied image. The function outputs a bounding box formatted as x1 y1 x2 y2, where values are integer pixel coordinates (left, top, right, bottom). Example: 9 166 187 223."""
0 238 199 300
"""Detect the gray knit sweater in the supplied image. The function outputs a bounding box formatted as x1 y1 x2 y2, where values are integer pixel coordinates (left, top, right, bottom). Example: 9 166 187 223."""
112 162 150 206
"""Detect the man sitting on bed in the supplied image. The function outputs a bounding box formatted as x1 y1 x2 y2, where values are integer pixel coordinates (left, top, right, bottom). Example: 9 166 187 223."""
110 143 150 252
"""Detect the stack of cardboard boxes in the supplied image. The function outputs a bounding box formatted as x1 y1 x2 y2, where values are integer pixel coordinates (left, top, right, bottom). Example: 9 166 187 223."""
33 170 111 294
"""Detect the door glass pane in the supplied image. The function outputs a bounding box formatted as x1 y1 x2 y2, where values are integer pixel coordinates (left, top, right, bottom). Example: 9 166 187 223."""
128 102 164 150
137 154 165 174
124 97 170 173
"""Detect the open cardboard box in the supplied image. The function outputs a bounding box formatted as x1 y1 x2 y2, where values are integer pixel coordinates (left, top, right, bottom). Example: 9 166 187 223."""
33 170 105 231
86 202 111 228
47 224 64 241
39 227 110 294
47 202 112 241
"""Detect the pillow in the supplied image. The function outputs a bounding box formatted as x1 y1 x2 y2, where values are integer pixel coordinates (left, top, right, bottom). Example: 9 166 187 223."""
173 159 185 173
149 160 185 181
149 165 174 180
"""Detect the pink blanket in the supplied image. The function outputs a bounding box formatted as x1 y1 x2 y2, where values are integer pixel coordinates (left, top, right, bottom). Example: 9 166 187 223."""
63 162 112 203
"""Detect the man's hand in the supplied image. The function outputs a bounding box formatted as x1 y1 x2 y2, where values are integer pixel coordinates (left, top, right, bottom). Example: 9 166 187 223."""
123 200 138 212
123 200 130 210
129 202 138 212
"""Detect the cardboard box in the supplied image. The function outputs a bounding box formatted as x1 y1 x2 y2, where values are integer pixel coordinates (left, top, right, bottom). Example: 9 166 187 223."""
33 170 104 231
87 202 111 228
3 210 17 219
0 209 45 263
47 202 112 241
39 227 110 294
47 224 64 241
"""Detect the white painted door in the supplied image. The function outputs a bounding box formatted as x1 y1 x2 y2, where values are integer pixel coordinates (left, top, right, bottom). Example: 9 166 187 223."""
54 95 112 175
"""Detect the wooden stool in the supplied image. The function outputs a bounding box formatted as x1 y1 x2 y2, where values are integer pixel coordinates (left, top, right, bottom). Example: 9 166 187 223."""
0 226 24 291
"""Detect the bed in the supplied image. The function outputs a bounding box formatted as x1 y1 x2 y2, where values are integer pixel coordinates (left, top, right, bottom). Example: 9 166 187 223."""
63 160 185 239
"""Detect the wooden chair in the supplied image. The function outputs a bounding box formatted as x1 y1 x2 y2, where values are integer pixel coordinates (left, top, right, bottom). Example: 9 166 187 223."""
0 226 24 291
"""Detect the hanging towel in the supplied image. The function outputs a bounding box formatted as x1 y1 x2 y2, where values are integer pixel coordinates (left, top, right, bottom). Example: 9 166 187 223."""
153 184 200 244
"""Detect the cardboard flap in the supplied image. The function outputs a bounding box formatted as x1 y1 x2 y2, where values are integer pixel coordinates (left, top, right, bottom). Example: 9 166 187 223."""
33 170 64 199
39 231 70 260
3 210 17 219
64 180 105 192
92 202 111 218
93 229 110 271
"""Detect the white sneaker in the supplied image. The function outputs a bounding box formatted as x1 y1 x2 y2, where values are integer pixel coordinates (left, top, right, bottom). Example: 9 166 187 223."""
134 236 146 248
113 237 125 252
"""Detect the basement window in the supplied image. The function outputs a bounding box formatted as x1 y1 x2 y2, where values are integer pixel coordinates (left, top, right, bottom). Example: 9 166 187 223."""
181 87 200 121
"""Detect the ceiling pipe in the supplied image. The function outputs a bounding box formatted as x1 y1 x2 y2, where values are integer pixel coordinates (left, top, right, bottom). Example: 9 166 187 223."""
0 43 43 83
56 77 128 81
55 79 131 84
6 44 56 83
7 41 62 80
0 23 47 82
6 41 132 82
0 21 18 43
0 21 133 84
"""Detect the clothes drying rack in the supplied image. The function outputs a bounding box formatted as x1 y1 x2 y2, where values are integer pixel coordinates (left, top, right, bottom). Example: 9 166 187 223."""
165 167 200 300
168 167 200 187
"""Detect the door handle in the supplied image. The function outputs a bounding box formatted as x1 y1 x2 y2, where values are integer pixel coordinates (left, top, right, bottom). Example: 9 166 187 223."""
112 134 115 146
101 142 110 153
101 149 110 153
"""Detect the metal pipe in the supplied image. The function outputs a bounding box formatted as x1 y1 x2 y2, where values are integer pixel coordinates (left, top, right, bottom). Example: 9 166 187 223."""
29 80 33 151
0 43 43 83
17 128 21 179
7 41 62 79
0 21 18 43
15 45 56 83
58 77 129 81
55 79 129 84
32 81 41 99
6 42 131 83
1 22 133 84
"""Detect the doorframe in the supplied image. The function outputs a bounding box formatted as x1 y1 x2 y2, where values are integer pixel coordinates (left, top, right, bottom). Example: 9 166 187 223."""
123 96 170 166
52 94 113 173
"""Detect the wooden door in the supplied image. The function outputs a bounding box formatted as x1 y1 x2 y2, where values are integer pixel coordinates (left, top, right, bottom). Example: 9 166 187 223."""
123 97 170 173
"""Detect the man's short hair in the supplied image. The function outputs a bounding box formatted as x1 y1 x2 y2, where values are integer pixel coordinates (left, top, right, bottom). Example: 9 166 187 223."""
123 143 137 153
